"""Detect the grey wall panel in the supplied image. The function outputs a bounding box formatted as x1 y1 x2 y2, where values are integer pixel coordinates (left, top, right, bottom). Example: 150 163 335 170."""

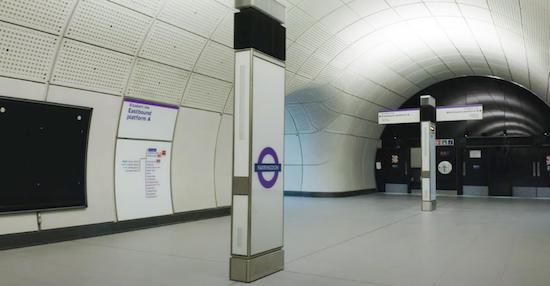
463 186 489 196
385 184 408 194
172 107 219 212
513 187 537 198
214 114 233 207
537 188 550 198
41 86 120 229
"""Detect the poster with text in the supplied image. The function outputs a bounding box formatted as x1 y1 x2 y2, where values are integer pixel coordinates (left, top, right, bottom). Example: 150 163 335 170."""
115 139 173 221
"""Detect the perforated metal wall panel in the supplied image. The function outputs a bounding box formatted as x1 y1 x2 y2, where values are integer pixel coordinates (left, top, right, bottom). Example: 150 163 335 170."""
159 0 226 38
0 22 59 82
195 41 234 82
0 0 76 35
182 73 232 112
211 12 234 48
67 0 152 55
52 39 133 95
139 21 206 71
109 0 165 16
127 58 190 104
286 7 315 41
224 88 234 114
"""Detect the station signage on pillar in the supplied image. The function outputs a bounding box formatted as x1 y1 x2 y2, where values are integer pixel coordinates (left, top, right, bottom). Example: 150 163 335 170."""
230 0 286 283
378 96 483 211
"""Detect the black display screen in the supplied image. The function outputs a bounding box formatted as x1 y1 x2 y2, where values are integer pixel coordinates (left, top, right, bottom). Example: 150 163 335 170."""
0 96 92 213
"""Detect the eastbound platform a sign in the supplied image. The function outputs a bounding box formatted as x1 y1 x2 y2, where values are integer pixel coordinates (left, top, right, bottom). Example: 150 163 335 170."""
118 98 179 141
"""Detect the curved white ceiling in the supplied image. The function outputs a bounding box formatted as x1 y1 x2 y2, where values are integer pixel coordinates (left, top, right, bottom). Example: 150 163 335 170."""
283 0 550 111
0 0 547 140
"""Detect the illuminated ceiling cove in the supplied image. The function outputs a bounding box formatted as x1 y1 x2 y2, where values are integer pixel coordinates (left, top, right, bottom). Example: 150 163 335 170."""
284 0 550 108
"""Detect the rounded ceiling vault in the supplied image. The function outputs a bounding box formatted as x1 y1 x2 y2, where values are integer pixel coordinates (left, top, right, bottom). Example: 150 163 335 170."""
284 0 550 100
282 0 550 140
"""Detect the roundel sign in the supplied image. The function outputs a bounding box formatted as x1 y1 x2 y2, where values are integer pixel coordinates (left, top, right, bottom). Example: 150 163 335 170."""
254 147 282 189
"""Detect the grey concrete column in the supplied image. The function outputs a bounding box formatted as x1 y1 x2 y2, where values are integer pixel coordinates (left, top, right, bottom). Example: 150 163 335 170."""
420 95 437 211
230 0 286 283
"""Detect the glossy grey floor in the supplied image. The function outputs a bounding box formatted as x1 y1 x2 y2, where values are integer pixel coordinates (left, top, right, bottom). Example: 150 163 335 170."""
2 194 550 286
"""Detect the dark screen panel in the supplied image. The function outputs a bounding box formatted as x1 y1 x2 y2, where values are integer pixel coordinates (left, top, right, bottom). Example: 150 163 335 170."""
234 7 286 61
0 96 92 213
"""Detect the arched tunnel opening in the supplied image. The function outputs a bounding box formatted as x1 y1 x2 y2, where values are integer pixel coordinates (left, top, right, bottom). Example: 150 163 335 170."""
377 76 550 198
284 76 550 198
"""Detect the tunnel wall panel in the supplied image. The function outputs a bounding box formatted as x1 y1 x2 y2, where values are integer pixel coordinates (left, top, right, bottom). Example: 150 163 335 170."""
171 107 219 212
41 86 120 229
214 114 233 207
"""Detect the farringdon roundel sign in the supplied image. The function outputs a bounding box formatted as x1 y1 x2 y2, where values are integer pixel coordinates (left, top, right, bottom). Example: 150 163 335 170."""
254 147 282 189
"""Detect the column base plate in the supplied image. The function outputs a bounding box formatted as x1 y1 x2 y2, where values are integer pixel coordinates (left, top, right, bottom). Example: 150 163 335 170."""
422 200 437 212
230 249 284 282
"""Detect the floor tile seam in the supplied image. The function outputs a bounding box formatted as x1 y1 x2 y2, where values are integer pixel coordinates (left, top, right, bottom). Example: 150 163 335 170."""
496 231 525 285
73 240 227 264
285 211 423 265
429 230 485 286
283 270 393 286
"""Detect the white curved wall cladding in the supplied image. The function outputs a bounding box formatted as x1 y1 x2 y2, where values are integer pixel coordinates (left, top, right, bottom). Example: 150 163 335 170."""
302 102 338 130
67 0 152 55
211 12 234 48
195 40 234 82
286 43 312 73
140 21 207 71
286 7 315 41
300 55 328 79
286 104 316 133
172 108 220 212
41 86 121 229
0 0 238 234
127 58 190 104
110 0 165 16
0 0 76 35
52 39 134 95
214 115 233 207
283 90 382 193
182 73 232 113
159 0 226 38
284 134 302 165
223 89 234 115
0 77 46 101
297 134 378 193
0 0 547 232
284 109 297 134
0 22 59 82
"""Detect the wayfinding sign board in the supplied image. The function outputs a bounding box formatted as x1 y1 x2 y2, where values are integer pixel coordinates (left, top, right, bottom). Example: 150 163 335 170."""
436 105 483 122
378 104 483 124
378 108 420 124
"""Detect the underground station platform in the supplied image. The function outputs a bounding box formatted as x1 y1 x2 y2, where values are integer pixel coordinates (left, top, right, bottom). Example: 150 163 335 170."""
1 0 550 286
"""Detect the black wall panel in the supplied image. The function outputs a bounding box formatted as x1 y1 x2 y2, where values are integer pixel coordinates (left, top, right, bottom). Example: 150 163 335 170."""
0 96 92 213
381 76 550 144
378 76 550 196
234 7 286 61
